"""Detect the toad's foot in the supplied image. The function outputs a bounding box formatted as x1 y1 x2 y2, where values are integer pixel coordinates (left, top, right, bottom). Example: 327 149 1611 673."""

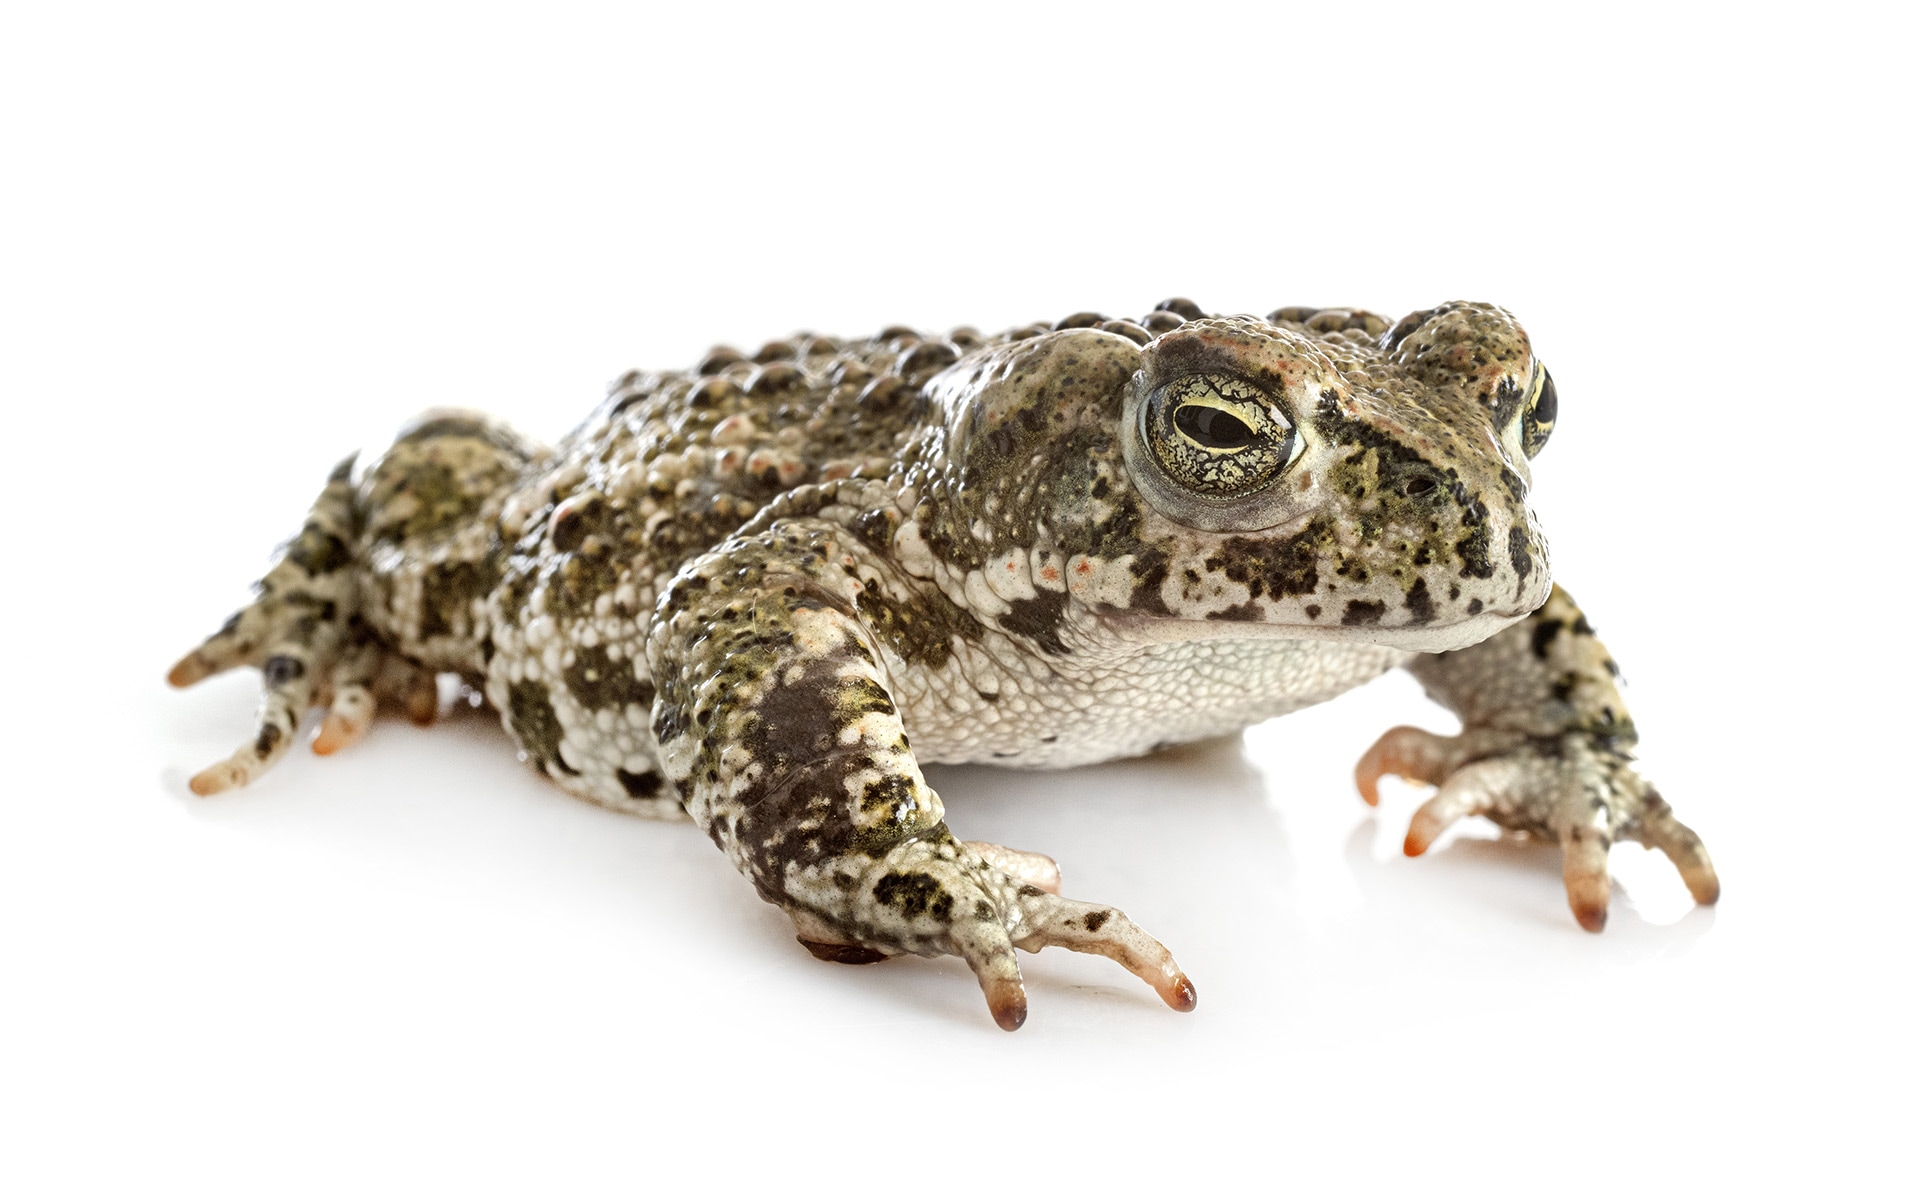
790 834 1194 1031
1356 725 1719 931
167 458 438 794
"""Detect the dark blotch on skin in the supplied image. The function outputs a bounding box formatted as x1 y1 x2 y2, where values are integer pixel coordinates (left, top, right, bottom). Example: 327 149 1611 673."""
262 655 305 686
1491 377 1526 430
737 655 860 770
837 677 897 721
1342 599 1387 626
1082 910 1111 932
564 644 656 711
253 723 283 757
849 508 897 552
873 871 952 921
1126 547 1173 616
1213 528 1320 600
1403 577 1435 625
1206 601 1262 622
1451 518 1497 580
544 550 619 621
1508 527 1533 580
1000 589 1072 655
286 523 353 575
709 650 928 886
380 462 486 543
1312 391 1468 548
853 583 982 672
508 679 577 776
419 558 500 640
860 774 915 815
616 768 664 799
1531 619 1564 660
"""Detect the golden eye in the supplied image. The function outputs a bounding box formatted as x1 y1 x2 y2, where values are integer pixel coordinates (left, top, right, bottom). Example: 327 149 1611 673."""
1143 374 1303 499
1521 366 1557 458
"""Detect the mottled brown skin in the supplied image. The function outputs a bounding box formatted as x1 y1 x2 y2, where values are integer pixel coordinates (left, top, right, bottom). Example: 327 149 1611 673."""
171 298 1717 1028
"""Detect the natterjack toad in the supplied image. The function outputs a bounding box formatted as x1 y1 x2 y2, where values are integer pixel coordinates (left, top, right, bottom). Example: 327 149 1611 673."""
170 299 1719 1030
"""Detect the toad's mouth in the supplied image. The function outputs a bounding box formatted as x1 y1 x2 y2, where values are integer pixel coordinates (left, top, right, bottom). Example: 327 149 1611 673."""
1096 605 1533 656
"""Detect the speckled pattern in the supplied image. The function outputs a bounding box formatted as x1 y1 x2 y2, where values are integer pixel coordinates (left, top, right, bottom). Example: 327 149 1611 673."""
171 298 1719 1030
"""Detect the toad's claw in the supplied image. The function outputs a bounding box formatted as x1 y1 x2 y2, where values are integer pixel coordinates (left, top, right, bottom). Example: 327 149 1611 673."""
1357 724 1720 931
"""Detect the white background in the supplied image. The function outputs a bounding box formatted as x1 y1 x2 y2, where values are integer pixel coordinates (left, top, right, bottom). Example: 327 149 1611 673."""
3 3 1913 1195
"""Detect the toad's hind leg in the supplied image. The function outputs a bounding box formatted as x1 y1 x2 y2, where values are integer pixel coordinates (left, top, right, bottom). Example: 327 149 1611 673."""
171 410 544 792
169 458 380 793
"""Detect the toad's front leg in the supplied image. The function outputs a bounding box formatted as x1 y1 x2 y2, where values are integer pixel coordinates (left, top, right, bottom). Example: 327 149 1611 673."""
1357 585 1719 931
645 519 1195 1030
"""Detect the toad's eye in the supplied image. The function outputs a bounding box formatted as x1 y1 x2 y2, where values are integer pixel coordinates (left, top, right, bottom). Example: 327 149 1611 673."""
1521 365 1557 458
1141 373 1303 499
1174 404 1257 450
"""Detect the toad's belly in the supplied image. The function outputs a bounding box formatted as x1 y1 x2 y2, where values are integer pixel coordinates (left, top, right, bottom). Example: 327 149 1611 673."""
896 637 1414 769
